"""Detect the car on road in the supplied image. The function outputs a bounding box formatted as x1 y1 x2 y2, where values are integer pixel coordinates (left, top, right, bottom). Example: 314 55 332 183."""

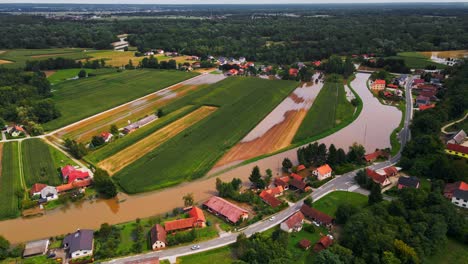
269 216 275 221
191 245 201 250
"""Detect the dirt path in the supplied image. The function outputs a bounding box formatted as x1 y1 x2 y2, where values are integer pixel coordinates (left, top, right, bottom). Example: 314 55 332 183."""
30 53 73 58
17 141 27 193
441 112 468 134
0 143 3 179
99 106 217 175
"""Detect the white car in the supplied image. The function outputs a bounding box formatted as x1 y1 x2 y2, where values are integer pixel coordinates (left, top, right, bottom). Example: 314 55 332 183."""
269 216 275 221
191 245 201 250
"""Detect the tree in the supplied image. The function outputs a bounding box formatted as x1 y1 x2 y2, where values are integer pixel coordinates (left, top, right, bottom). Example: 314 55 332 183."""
382 251 402 264
249 166 262 188
183 193 194 207
347 143 365 164
110 124 119 135
368 182 383 205
93 169 117 199
327 144 338 166
0 236 9 260
393 239 420 264
265 169 273 186
91 135 105 148
78 69 87 78
304 196 313 207
335 203 360 224
317 143 328 165
64 138 88 159
282 158 293 172
336 148 347 164
315 249 344 264
157 109 164 118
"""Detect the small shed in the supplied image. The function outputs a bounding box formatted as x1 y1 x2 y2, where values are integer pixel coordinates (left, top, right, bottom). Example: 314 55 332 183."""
23 239 49 258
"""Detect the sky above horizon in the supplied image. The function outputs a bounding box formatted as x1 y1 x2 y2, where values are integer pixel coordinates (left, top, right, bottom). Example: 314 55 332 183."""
1 0 467 4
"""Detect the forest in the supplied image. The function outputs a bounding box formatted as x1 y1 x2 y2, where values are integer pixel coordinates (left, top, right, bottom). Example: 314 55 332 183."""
0 7 467 64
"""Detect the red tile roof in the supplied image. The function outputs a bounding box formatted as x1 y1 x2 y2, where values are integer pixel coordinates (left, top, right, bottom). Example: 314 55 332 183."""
289 68 299 76
299 239 311 249
364 150 382 162
29 183 47 196
274 176 289 188
413 79 424 85
203 196 248 223
56 178 92 193
188 207 206 223
300 204 333 225
447 143 468 155
444 181 468 198
150 224 166 245
313 236 333 252
259 191 282 208
283 211 304 229
289 178 307 191
375 79 386 85
419 104 435 111
366 168 389 185
383 166 398 176
316 164 332 175
297 165 306 171
266 186 284 196
291 173 304 182
164 218 195 232
387 84 398 89
61 165 90 183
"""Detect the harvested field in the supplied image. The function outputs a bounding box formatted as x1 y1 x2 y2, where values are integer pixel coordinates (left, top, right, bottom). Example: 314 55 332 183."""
43 69 198 131
216 75 324 167
0 59 12 64
420 50 468 58
0 48 93 69
99 106 217 175
85 51 148 67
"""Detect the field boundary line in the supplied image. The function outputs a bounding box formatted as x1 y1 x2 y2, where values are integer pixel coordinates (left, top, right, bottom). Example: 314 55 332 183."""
17 141 27 193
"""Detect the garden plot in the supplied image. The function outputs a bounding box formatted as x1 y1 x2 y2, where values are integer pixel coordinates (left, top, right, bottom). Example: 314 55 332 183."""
215 74 324 167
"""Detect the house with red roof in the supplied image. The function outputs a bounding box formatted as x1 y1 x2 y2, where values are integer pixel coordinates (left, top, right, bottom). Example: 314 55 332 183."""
366 168 391 187
30 183 47 197
280 211 304 233
312 164 333 181
300 204 334 228
371 79 386 91
289 178 308 192
188 206 206 228
387 84 399 89
291 173 304 182
56 178 92 193
289 68 299 77
100 132 113 143
164 206 206 232
412 78 425 87
149 224 166 250
445 143 468 159
312 61 321 67
364 150 389 163
419 104 435 111
313 236 333 252
444 181 468 199
297 164 306 172
203 196 249 224
61 165 90 184
227 69 238 76
299 239 311 250
259 191 282 208
274 176 290 190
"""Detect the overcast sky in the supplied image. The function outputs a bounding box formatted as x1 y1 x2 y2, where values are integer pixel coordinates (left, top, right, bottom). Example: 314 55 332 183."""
1 0 467 4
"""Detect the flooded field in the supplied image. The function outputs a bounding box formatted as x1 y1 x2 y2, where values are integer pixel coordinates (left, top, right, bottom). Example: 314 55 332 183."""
0 73 401 244
420 50 468 59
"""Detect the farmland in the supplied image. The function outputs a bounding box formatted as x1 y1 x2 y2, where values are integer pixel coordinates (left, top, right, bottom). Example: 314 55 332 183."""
387 52 447 69
99 106 217 175
293 76 356 143
83 50 147 67
47 68 117 84
43 69 198 131
0 48 93 68
114 77 297 193
21 139 62 187
0 142 21 220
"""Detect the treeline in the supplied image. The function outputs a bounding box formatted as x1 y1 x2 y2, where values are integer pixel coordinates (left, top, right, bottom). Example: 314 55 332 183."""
297 142 366 170
361 58 411 73
1 11 468 64
139 55 177 69
0 68 60 134
24 57 107 71
399 61 468 182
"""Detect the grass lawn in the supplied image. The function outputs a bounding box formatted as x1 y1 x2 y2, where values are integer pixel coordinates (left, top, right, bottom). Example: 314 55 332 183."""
204 211 233 232
85 105 196 164
288 225 328 263
313 191 368 217
47 141 78 169
86 50 148 67
1 256 57 264
0 48 94 69
21 139 62 187
43 69 198 131
0 142 21 220
48 68 117 84
293 76 355 143
425 239 468 264
114 77 297 193
387 52 447 69
178 246 234 264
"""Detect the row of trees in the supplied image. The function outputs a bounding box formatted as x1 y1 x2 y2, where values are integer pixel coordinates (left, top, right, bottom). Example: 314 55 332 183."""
296 142 366 169
362 58 411 73
139 55 177 69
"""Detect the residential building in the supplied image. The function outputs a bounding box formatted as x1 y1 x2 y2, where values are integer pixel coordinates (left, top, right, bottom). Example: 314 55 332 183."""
452 189 468 208
6 125 25 137
299 239 311 250
23 239 49 258
371 79 386 91
289 68 299 77
280 211 305 233
188 206 206 228
40 185 58 201
447 130 466 145
203 196 249 224
444 181 468 199
289 178 307 192
149 224 166 250
61 165 90 184
416 95 431 107
101 132 113 143
364 150 388 163
56 178 92 193
300 204 334 228
313 236 333 252
273 176 290 190
419 104 436 111
259 192 282 208
291 173 305 182
296 164 306 172
398 176 420 189
63 229 94 259
366 168 391 187
312 164 333 181
30 183 47 197
445 143 468 159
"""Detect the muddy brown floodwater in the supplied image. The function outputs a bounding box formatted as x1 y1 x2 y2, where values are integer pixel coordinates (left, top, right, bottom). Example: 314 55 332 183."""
0 73 401 244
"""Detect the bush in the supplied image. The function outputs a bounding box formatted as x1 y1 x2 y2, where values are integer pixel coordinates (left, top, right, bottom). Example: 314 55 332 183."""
304 224 315 233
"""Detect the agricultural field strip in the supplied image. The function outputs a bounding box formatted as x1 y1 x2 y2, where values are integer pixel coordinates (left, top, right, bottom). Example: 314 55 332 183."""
0 48 93 68
21 139 61 186
0 142 21 219
86 105 196 163
48 72 205 135
99 106 218 175
17 141 26 192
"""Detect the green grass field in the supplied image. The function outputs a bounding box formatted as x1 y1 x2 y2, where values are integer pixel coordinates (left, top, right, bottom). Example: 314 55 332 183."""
47 142 78 169
48 68 117 84
293 76 355 143
313 191 368 216
425 239 468 264
21 139 62 187
387 52 447 69
178 246 234 264
43 69 198 131
85 106 196 164
0 142 21 220
114 77 297 193
0 48 94 69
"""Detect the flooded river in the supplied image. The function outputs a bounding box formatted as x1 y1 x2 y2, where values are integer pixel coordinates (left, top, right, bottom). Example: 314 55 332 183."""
0 73 401 244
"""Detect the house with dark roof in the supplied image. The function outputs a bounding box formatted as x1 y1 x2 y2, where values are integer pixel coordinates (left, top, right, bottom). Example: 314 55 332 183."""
452 189 468 208
149 224 166 250
203 196 249 224
300 204 334 228
63 229 94 259
289 178 307 192
280 211 304 233
313 235 333 252
398 177 420 189
445 143 468 159
444 181 468 199
447 130 466 145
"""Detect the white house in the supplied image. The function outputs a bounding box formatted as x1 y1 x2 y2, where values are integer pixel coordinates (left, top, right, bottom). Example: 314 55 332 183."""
452 190 468 208
280 211 304 233
313 164 333 181
40 186 58 201
63 229 94 259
